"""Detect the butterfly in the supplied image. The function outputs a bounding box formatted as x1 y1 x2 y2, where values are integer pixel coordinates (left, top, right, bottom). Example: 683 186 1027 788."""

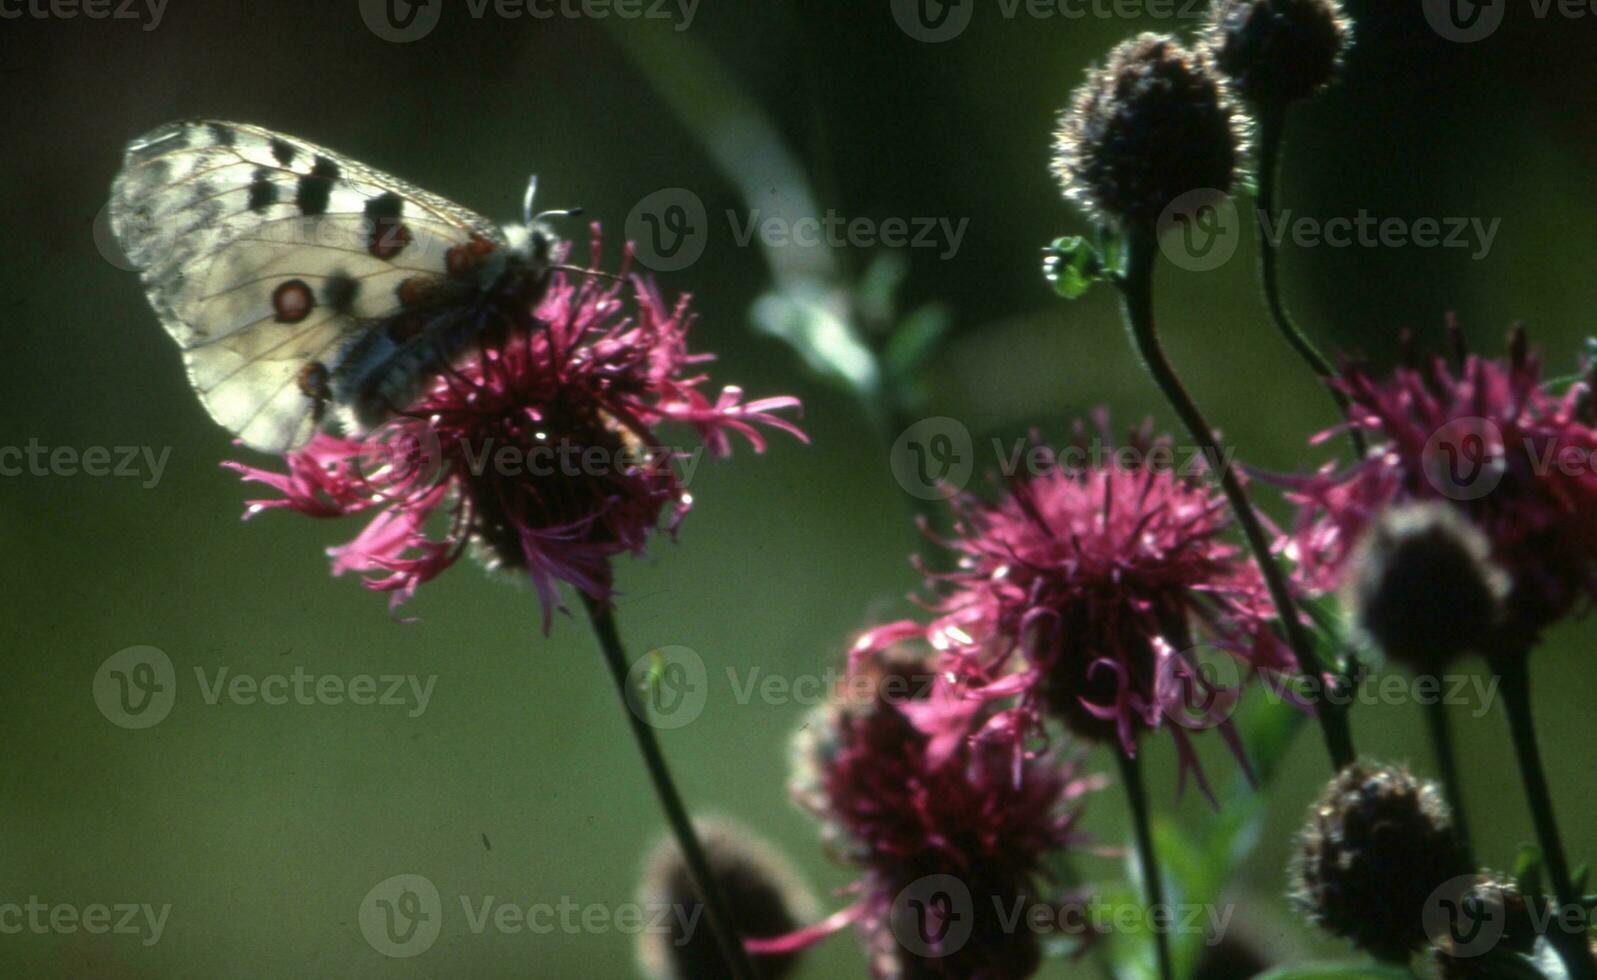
110 119 580 453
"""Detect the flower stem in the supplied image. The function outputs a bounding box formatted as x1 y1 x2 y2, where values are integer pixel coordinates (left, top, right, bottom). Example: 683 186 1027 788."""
1419 682 1471 865
1117 751 1173 980
1116 229 1356 770
1253 109 1366 459
1495 653 1594 980
582 595 757 980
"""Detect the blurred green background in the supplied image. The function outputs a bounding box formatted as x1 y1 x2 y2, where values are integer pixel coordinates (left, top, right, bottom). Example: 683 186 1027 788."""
3 1 1596 976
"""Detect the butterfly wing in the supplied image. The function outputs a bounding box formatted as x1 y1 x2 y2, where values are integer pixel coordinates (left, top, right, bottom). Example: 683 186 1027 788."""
110 119 506 453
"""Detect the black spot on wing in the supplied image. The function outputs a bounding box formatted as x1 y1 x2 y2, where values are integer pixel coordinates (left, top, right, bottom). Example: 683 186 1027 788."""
364 192 410 259
270 138 296 166
364 192 404 221
323 271 360 315
247 168 279 213
296 156 340 217
208 123 235 147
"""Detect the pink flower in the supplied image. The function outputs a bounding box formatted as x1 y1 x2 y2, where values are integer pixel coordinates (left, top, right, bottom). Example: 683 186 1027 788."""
225 231 805 628
1281 326 1597 648
859 420 1296 800
780 655 1100 979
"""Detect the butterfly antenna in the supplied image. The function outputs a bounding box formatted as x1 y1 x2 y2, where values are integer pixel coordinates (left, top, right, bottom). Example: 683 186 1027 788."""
522 174 539 228
524 173 584 226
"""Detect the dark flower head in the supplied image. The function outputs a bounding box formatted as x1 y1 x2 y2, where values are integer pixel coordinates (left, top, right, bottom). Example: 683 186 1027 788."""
1282 327 1597 651
860 420 1295 800
1052 33 1248 230
637 818 818 980
226 230 805 628
1349 502 1508 672
1206 0 1353 109
1290 761 1471 962
786 653 1100 979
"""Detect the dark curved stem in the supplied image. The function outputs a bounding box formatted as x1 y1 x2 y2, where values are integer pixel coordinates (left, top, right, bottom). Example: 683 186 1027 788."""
1117 751 1173 980
1420 681 1471 864
1496 654 1594 980
583 595 756 980
1116 229 1356 770
1254 109 1366 459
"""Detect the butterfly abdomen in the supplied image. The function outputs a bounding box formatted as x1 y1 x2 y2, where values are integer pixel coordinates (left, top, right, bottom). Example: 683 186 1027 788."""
332 251 551 432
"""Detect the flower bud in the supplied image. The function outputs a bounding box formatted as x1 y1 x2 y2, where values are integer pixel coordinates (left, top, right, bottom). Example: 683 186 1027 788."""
1206 0 1352 109
636 819 817 980
1052 33 1247 230
1349 502 1508 672
1290 761 1471 962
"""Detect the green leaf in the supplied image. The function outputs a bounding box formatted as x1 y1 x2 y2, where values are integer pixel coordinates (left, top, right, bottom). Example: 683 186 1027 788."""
751 285 880 399
1043 235 1104 300
880 305 951 411
882 306 949 381
1249 963 1411 979
1515 844 1545 899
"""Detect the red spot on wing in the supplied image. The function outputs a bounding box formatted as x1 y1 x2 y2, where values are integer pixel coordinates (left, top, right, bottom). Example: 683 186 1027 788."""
368 220 412 260
396 276 431 307
446 234 497 278
272 280 314 323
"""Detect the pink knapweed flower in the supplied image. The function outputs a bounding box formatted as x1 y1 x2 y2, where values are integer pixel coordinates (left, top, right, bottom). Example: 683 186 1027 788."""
225 232 804 627
775 655 1100 979
1281 327 1597 649
858 421 1297 799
